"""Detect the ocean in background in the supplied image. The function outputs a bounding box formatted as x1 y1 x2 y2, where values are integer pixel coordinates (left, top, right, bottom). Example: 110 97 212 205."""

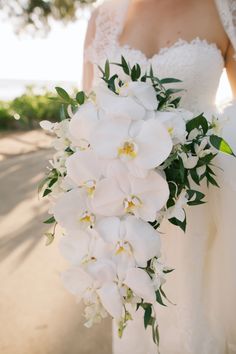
0 79 78 100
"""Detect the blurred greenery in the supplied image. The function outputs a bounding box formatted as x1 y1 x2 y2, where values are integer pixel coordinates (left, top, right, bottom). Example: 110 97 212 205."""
0 0 95 34
0 87 61 130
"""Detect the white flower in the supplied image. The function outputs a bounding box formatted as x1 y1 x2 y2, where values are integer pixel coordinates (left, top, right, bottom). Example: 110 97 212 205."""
66 150 104 196
59 230 109 266
40 120 54 132
96 215 161 267
179 151 199 169
84 302 108 328
194 138 212 158
94 84 146 121
156 111 187 144
91 118 172 175
166 190 188 222
210 115 228 135
69 101 99 149
116 81 158 111
150 258 167 291
62 260 156 320
91 169 169 222
53 189 96 233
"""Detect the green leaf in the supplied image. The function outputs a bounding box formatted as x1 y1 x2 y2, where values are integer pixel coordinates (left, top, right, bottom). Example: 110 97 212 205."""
105 59 110 80
156 290 167 307
76 91 85 105
43 216 56 224
38 177 50 193
186 114 209 135
206 173 220 188
121 56 130 75
55 87 71 102
48 178 58 188
190 169 200 185
160 77 182 84
209 135 235 156
144 306 152 329
43 188 52 197
44 232 55 246
169 216 186 232
59 104 67 121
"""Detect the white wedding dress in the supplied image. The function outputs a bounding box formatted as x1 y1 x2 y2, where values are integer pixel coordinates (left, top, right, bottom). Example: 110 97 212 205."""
84 1 236 353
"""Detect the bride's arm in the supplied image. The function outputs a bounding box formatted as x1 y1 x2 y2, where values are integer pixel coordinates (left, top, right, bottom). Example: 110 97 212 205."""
82 10 98 92
226 43 236 97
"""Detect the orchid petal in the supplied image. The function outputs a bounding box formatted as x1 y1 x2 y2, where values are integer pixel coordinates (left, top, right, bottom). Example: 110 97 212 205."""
61 267 93 297
97 282 123 320
124 268 156 304
91 119 130 159
125 216 161 267
91 178 125 216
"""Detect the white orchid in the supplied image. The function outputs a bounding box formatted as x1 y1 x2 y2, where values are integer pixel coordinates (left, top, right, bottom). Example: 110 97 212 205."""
166 189 188 222
91 117 172 175
115 80 158 111
156 111 187 144
62 259 156 321
66 150 105 197
94 84 146 121
59 229 109 266
69 101 99 149
53 189 96 233
91 168 169 222
179 151 199 169
96 215 161 267
150 258 168 291
194 138 213 158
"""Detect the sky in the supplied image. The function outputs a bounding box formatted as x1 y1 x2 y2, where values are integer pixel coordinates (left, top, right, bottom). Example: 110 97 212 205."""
0 15 233 104
0 17 88 84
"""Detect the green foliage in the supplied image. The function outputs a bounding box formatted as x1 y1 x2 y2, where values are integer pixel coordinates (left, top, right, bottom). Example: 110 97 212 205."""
0 87 61 130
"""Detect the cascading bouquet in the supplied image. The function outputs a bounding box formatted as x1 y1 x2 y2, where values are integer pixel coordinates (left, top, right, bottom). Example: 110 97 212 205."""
39 57 234 349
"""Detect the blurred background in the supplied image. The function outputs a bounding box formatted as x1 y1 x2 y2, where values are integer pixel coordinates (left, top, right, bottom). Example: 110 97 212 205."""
0 1 111 354
0 1 233 353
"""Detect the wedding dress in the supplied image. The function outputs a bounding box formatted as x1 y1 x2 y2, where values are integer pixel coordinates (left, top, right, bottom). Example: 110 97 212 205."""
84 1 236 353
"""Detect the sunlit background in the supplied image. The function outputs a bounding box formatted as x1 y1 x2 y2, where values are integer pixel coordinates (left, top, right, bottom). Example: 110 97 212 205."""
0 4 233 354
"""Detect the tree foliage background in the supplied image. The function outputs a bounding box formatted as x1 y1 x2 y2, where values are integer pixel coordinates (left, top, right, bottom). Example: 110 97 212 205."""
0 0 96 34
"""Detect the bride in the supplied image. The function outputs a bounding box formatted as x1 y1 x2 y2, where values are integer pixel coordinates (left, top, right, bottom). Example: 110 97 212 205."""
82 0 236 353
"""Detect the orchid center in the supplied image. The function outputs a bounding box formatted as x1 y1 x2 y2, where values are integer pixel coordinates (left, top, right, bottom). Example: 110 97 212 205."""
82 179 96 197
123 195 142 214
168 126 174 136
79 211 96 228
115 240 132 256
118 140 138 160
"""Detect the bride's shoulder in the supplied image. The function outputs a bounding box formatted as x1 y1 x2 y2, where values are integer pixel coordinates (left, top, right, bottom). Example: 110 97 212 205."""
85 0 126 46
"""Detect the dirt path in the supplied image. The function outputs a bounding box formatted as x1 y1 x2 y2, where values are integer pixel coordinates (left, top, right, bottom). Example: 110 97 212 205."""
0 132 111 354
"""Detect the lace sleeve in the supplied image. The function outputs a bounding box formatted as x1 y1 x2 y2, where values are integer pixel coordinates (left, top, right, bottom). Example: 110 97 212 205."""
84 0 128 65
215 0 236 59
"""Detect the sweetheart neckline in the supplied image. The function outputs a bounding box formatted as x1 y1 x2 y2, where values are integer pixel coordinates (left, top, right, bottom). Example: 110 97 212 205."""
115 37 225 64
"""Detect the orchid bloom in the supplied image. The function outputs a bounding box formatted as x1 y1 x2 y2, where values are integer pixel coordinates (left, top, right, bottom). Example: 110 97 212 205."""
94 84 146 121
53 189 96 233
156 111 187 144
114 80 158 111
91 166 169 222
62 259 156 321
96 215 161 267
59 229 109 266
69 101 99 149
91 117 172 176
166 189 188 222
66 150 105 197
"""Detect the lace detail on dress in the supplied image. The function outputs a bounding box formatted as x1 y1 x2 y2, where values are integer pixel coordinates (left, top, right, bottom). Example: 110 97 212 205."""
215 0 236 59
84 0 129 64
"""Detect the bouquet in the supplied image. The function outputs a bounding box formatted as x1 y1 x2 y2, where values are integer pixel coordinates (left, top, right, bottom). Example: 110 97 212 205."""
39 57 234 349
